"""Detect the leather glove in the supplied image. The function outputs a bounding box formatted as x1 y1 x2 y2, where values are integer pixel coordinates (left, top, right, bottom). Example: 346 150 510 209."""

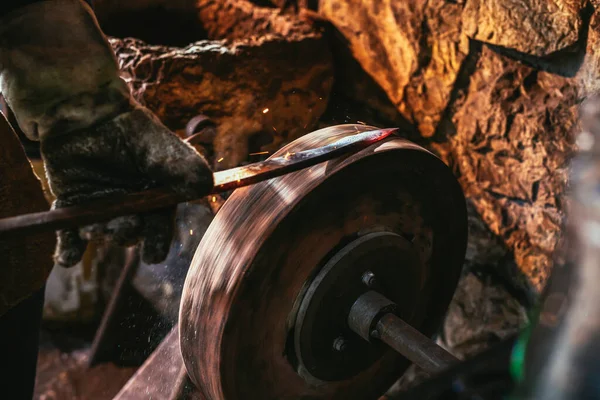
0 0 213 267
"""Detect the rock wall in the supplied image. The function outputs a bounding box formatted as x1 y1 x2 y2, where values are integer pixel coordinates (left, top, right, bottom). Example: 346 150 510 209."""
103 1 333 170
433 47 578 293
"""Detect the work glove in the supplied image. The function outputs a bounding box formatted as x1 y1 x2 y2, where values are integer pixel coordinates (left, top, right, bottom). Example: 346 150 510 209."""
0 0 213 267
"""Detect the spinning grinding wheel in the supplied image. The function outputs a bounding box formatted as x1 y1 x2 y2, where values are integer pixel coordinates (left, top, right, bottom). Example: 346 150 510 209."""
179 124 468 399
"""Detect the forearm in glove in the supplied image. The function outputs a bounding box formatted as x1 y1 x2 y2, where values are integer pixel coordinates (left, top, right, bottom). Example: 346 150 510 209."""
0 0 213 267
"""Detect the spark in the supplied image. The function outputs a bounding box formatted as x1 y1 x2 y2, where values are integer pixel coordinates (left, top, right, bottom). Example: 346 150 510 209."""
217 157 224 162
190 229 194 235
211 196 216 202
283 151 295 160
249 151 269 156
263 108 269 114
273 126 277 132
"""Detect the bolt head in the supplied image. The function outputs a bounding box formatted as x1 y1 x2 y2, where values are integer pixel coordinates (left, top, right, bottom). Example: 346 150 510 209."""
333 336 348 352
370 329 381 340
361 270 377 288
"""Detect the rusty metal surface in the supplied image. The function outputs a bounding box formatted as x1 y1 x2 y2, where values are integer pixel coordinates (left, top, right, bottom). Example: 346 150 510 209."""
179 124 468 399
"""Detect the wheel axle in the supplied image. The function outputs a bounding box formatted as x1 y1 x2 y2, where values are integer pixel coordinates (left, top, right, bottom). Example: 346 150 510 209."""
349 291 459 374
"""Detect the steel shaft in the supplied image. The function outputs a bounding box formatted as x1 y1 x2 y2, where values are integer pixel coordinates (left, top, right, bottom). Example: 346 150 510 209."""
348 291 458 375
375 313 458 373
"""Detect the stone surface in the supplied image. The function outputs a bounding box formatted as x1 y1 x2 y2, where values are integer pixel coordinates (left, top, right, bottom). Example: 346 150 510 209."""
433 46 579 292
97 0 334 169
95 0 318 44
441 272 529 358
318 0 469 138
193 0 317 41
456 201 530 342
110 32 333 169
462 0 584 56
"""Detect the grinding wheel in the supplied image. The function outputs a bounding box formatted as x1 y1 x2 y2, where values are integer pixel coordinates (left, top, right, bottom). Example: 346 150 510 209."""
179 124 467 399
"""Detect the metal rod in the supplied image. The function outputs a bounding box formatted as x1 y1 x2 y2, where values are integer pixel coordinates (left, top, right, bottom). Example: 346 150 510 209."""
375 313 459 374
87 247 140 367
0 128 396 238
386 335 517 399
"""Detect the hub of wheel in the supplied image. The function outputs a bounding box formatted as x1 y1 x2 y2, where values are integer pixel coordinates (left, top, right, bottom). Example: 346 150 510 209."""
292 231 423 383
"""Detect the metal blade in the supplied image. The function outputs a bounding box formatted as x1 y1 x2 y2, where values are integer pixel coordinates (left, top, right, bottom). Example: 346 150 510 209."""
0 128 397 238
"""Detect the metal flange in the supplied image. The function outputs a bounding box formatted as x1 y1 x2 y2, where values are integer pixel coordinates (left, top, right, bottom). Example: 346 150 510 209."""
293 232 421 383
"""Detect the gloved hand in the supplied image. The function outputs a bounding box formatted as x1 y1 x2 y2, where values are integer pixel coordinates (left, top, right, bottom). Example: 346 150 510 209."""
0 0 213 267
